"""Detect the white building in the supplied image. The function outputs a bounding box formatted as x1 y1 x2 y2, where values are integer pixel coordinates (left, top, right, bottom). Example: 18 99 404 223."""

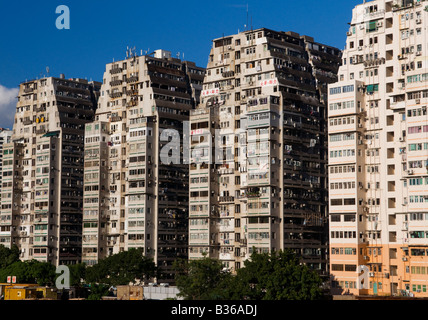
328 0 428 297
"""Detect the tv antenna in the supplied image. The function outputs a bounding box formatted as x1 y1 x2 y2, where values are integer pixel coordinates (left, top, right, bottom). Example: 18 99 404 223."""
246 4 249 31
126 46 137 58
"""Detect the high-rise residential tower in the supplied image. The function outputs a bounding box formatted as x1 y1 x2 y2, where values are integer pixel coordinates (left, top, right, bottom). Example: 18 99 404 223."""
328 0 428 297
0 128 13 221
82 49 204 283
0 75 100 265
189 28 341 276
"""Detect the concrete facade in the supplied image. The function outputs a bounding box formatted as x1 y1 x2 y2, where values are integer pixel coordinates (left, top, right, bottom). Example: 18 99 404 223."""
82 50 204 283
0 76 100 265
328 0 428 297
189 28 341 275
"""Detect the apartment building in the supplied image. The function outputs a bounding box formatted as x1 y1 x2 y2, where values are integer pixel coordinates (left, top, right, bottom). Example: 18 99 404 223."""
0 129 13 207
189 28 341 276
328 0 428 297
0 76 100 265
82 50 204 283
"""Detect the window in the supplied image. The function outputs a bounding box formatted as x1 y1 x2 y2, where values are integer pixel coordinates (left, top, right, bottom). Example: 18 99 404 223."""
330 87 342 95
367 21 377 32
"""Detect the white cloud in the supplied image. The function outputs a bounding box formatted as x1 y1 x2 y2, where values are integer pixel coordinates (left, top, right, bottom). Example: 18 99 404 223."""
0 84 18 129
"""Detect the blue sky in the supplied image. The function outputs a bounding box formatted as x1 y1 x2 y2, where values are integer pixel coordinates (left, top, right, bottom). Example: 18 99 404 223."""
0 0 361 128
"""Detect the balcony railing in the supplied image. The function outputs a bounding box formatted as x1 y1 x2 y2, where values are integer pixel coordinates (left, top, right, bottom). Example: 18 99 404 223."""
110 67 123 74
218 196 235 203
126 76 139 83
109 92 123 98
109 80 123 87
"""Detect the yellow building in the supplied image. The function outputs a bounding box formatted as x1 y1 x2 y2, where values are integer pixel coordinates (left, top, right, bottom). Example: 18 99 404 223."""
5 285 39 300
36 287 58 300
116 285 144 300
2 284 58 300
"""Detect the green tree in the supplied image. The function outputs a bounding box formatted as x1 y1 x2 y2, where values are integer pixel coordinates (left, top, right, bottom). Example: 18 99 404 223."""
0 260 56 286
68 263 86 287
31 260 56 286
229 250 323 300
87 283 110 300
173 255 232 300
85 248 156 286
0 244 20 268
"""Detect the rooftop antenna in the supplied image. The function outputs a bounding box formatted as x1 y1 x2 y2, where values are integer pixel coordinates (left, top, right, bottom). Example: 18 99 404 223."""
46 66 50 76
129 46 136 57
246 3 249 31
176 52 180 59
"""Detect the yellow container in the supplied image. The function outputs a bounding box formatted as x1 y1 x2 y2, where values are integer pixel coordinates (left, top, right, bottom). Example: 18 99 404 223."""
5 286 38 300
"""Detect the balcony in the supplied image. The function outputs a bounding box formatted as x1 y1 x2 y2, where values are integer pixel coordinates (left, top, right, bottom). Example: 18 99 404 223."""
109 92 123 99
35 106 46 112
127 100 138 107
246 191 261 198
110 115 122 122
218 168 234 175
109 80 123 87
126 76 139 83
110 67 123 75
126 89 139 96
34 215 48 224
221 71 235 78
218 196 235 203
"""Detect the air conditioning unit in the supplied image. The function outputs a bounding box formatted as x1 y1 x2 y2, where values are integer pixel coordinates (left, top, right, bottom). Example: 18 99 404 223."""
377 21 383 27
347 31 353 36
369 272 375 277
364 256 369 260
358 46 363 51
408 170 414 175
402 257 408 261
416 51 422 56
416 18 422 24
358 124 363 128
416 99 421 104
